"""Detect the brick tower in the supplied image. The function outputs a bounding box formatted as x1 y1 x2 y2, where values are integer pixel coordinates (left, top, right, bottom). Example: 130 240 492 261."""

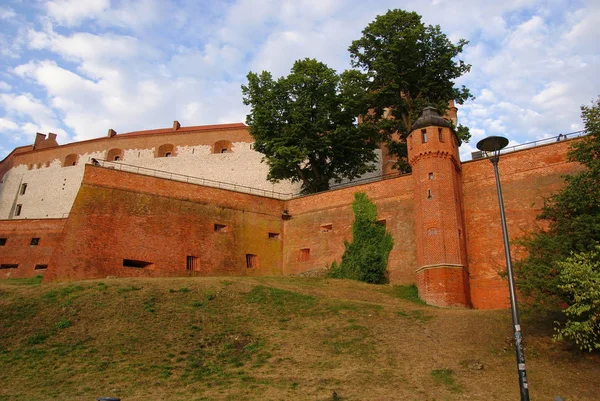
407 107 470 307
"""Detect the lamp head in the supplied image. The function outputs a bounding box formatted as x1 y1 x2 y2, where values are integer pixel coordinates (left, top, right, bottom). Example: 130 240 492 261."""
476 136 509 161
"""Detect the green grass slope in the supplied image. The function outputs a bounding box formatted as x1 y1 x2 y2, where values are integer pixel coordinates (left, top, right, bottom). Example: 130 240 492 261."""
0 276 598 401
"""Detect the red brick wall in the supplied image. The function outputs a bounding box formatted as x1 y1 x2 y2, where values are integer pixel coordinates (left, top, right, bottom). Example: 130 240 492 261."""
462 139 584 309
0 219 66 278
283 175 416 283
45 166 284 281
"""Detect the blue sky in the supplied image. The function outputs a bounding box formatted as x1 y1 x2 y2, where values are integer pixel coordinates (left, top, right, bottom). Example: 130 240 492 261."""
0 0 599 160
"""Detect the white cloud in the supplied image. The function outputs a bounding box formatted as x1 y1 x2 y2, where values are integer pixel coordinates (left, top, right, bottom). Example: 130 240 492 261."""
0 118 19 131
46 0 110 26
0 7 16 20
0 81 12 91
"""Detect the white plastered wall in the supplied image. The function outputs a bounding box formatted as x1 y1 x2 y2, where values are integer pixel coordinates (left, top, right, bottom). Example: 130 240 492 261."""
0 142 383 220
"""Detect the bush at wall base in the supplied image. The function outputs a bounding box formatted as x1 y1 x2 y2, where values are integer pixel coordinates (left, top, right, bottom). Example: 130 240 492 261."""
329 192 393 284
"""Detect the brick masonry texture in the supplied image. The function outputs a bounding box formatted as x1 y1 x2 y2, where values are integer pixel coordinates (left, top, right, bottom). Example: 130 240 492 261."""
0 121 586 310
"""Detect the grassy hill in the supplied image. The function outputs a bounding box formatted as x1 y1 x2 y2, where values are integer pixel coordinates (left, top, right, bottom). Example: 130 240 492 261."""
0 276 598 401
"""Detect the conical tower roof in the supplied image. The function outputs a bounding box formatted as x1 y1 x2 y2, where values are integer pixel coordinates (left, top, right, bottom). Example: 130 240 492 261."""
411 106 452 131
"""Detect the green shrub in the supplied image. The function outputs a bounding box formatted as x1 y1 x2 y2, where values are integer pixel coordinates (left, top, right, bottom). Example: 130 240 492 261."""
329 192 393 284
553 246 600 351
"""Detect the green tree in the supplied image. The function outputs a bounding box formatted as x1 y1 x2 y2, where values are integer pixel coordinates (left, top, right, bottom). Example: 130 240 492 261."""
348 9 473 171
329 192 393 284
553 246 600 351
242 59 382 193
516 97 600 312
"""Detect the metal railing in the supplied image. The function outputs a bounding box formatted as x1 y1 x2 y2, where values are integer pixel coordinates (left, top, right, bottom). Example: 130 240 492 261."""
91 159 297 200
471 130 587 160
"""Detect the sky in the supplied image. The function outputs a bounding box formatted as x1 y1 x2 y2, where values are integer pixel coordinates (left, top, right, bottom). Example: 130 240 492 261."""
0 0 599 161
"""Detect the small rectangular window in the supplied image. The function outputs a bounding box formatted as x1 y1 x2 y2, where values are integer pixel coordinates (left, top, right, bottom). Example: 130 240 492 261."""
268 232 280 239
421 129 427 143
214 223 228 233
0 264 18 269
20 183 27 195
30 238 40 246
320 224 333 233
298 248 310 262
186 256 199 271
428 172 434 180
123 259 152 268
0 238 6 246
15 204 22 216
438 128 444 142
220 148 228 153
165 152 172 157
246 254 258 268
34 264 48 270
114 155 120 161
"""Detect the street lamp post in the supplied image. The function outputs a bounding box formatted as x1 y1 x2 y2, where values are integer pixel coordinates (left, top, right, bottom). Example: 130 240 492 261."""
476 136 530 401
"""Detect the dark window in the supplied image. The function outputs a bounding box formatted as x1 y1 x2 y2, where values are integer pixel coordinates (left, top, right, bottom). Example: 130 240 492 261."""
246 254 258 268
320 224 333 233
429 172 434 180
165 152 172 157
0 238 6 246
20 183 27 195
214 223 228 232
123 259 152 268
438 128 444 142
427 189 432 199
34 264 48 270
30 238 40 246
298 248 310 262
114 155 120 161
421 129 427 143
221 148 227 153
0 264 18 269
186 256 199 271
15 204 22 216
268 232 280 239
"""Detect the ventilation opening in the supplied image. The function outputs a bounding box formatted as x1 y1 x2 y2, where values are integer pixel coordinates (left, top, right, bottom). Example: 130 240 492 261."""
428 172 434 180
0 264 18 269
320 224 333 233
220 148 228 153
298 248 310 262
268 232 280 239
214 223 228 232
0 238 6 246
20 183 27 195
30 238 40 246
123 259 152 268
427 189 432 199
186 256 199 271
34 264 48 270
165 152 172 157
15 204 22 216
376 219 387 228
246 254 258 268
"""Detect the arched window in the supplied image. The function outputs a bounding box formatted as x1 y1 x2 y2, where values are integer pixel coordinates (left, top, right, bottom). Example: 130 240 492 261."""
213 140 232 154
107 148 124 161
64 154 78 166
157 144 175 158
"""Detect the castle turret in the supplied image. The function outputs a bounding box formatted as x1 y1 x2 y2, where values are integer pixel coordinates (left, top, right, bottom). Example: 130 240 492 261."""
407 107 470 307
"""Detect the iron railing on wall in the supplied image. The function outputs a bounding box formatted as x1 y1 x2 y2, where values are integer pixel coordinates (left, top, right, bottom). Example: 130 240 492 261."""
471 130 587 160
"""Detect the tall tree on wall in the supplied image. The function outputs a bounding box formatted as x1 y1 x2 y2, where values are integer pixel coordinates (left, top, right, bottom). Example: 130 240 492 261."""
242 58 381 193
516 97 600 350
348 9 473 171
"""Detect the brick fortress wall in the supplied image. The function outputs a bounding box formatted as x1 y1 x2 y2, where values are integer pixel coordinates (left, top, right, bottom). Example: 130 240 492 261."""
0 132 585 310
